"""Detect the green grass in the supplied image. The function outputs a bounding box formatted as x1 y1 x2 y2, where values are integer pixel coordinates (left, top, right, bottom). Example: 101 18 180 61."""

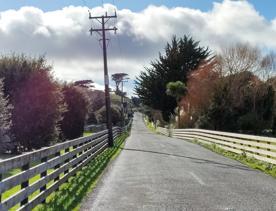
2 168 55 211
1 132 129 211
33 132 129 211
144 117 156 133
192 139 276 178
83 131 93 137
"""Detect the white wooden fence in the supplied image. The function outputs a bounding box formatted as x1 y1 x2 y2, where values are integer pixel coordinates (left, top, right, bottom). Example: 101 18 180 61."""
0 122 132 211
157 127 276 165
156 127 169 136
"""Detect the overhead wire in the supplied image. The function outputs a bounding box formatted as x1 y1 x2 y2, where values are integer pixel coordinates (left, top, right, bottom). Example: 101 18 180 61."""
112 0 129 96
114 0 123 66
82 0 103 45
81 0 88 7
83 0 123 63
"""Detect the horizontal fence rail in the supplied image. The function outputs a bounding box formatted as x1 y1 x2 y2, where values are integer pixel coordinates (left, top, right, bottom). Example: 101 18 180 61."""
156 127 169 136
0 121 132 211
157 127 276 165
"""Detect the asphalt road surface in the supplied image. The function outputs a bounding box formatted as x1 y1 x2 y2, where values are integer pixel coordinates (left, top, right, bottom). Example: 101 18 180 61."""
81 113 276 211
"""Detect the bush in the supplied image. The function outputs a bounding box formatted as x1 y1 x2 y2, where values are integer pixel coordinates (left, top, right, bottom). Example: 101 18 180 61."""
12 71 65 149
0 55 65 150
0 79 12 137
95 106 122 126
60 85 89 140
237 113 265 134
0 79 14 153
86 112 97 125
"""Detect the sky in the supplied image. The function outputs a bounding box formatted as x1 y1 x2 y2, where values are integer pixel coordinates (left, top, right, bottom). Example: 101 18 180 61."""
0 0 276 95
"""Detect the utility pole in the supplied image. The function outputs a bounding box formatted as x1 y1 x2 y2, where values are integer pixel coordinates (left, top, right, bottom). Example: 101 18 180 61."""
121 80 124 127
89 11 117 147
121 78 129 127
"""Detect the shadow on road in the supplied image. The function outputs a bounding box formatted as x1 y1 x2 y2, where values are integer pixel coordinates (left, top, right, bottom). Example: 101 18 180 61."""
120 147 254 172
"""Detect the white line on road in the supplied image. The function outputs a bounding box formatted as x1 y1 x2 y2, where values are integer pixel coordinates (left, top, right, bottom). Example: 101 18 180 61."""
189 172 206 186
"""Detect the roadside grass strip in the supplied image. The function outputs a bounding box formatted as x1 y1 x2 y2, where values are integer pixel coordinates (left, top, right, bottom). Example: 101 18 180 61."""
1 132 129 211
33 132 129 211
144 117 156 133
193 139 276 179
83 131 93 137
34 133 128 211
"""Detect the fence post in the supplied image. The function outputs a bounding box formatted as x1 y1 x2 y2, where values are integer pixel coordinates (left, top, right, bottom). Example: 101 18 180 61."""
72 145 78 177
21 163 30 206
64 147 70 175
0 174 2 203
40 156 48 203
168 124 173 137
267 141 271 158
54 151 61 182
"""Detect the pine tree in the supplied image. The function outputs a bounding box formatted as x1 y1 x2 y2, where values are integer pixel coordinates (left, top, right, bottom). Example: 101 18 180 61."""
135 35 210 121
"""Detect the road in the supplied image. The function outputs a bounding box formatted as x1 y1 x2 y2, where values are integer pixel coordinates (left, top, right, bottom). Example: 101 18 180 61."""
81 113 276 211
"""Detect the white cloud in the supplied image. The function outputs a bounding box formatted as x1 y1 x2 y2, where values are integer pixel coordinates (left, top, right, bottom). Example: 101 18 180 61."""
0 1 276 96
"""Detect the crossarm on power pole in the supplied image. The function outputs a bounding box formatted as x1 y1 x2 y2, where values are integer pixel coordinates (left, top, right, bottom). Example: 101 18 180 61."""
90 27 117 34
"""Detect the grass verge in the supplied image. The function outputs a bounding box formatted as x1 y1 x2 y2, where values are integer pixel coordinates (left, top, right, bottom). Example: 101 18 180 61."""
144 117 156 133
83 131 93 137
30 132 129 211
2 131 119 210
192 139 276 178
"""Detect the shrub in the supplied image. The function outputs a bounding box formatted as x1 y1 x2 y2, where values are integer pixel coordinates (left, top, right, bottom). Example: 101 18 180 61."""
95 105 121 126
0 78 12 141
0 55 65 150
12 71 65 149
60 85 89 140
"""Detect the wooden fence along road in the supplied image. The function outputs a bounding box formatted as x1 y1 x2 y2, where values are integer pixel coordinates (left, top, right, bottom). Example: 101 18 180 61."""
157 127 276 165
0 121 131 211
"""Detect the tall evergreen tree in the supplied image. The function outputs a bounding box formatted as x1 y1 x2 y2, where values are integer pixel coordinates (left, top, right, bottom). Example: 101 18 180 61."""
135 35 210 121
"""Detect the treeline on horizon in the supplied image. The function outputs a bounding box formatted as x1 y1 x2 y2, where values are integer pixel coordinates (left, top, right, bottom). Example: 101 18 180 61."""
135 35 276 136
0 55 125 153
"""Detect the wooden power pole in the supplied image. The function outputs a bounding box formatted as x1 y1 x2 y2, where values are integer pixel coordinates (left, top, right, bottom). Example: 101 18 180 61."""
89 11 117 147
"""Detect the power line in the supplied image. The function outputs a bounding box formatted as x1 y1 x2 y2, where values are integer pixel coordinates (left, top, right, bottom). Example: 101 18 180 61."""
81 0 88 7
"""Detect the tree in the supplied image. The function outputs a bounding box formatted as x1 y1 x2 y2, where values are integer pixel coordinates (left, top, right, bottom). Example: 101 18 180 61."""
86 90 105 112
196 71 274 134
217 43 276 81
193 43 275 134
0 79 12 139
131 97 141 107
60 84 89 140
180 58 219 127
217 43 262 76
95 105 121 126
74 80 94 88
12 71 65 149
135 35 210 121
0 55 50 98
166 81 186 128
0 55 65 150
112 73 129 93
197 81 237 131
84 90 105 124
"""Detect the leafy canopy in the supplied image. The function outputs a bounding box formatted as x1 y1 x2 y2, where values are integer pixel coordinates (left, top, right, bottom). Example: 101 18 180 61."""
135 35 210 121
166 81 186 102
